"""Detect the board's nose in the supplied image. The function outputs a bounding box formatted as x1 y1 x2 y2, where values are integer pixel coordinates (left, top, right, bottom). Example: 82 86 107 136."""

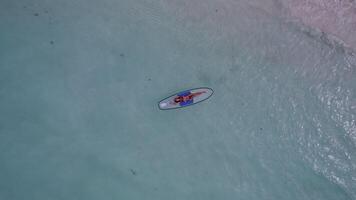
159 102 167 108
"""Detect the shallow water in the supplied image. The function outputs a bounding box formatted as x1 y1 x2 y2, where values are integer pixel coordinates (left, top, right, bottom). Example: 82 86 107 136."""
0 0 355 199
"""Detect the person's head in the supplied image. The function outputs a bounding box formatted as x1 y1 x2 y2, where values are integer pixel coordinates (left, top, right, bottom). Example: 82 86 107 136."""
174 97 182 103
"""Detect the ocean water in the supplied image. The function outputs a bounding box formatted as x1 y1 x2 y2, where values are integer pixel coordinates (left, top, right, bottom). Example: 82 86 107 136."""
0 0 355 199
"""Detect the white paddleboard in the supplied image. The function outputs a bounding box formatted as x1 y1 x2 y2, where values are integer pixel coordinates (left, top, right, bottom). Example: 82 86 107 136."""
158 87 213 110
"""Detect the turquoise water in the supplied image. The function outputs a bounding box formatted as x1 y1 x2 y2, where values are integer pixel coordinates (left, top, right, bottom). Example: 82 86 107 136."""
1 0 355 199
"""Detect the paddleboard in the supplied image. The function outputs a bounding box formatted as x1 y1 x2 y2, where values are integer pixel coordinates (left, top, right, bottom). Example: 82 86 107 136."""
158 87 213 110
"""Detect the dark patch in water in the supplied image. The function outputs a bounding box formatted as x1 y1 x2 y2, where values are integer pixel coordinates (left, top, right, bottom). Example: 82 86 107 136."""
34 13 39 16
50 41 54 45
130 169 137 176
120 53 125 57
287 20 355 55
